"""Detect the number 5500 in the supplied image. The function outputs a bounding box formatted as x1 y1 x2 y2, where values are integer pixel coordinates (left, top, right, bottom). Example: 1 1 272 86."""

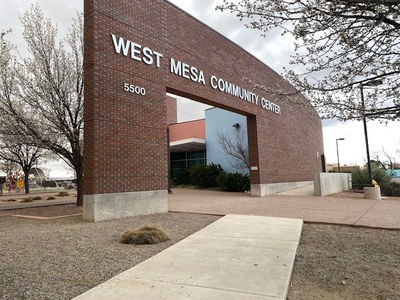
123 83 146 95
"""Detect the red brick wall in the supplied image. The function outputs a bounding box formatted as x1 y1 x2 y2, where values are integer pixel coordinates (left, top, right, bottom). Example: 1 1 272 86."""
166 95 177 125
169 120 205 142
83 0 324 195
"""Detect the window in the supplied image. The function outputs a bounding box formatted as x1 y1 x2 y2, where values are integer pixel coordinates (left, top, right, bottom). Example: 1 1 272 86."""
171 151 206 170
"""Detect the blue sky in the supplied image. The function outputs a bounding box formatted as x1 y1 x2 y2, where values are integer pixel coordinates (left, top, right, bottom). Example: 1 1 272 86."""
1 0 398 177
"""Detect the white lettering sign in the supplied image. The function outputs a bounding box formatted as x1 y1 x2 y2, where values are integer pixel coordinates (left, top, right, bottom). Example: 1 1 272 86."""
261 97 281 114
210 75 259 105
111 34 163 68
111 33 282 115
170 58 205 85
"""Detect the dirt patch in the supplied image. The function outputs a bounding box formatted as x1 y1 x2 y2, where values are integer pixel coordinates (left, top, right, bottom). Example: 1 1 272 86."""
288 224 400 300
0 204 82 218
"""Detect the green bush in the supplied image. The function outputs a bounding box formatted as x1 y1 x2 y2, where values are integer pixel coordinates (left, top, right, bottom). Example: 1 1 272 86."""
171 168 191 186
352 167 391 190
188 164 223 188
216 172 250 192
381 181 400 197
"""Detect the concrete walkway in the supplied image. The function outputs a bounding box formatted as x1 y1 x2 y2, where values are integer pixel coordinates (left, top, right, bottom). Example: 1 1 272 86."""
169 188 400 229
74 214 303 300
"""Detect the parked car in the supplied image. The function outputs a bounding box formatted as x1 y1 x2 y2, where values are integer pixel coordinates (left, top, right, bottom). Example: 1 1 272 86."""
71 179 77 189
63 179 77 189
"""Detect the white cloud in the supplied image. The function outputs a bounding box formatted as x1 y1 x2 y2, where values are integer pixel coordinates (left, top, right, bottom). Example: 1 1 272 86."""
323 121 400 166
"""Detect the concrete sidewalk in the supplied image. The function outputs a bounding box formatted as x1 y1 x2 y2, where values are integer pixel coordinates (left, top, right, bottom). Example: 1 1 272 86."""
74 215 303 300
169 188 400 229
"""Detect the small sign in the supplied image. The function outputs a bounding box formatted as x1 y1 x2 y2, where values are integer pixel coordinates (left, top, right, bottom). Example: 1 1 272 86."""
251 166 258 171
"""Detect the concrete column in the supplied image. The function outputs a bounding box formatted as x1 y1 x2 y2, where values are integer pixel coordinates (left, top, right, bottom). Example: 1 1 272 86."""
364 186 381 200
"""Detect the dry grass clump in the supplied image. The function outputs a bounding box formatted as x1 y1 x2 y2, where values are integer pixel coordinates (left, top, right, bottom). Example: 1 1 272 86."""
57 192 70 197
119 225 170 245
18 196 42 202
19 198 33 203
47 196 56 200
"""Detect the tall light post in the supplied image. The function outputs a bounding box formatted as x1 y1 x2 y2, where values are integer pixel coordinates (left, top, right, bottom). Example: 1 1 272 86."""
359 79 383 186
336 138 345 173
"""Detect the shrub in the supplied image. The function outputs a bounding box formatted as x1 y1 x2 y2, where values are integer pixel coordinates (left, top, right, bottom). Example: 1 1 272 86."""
188 163 223 188
216 172 250 192
57 191 70 197
31 196 43 200
381 181 400 197
171 168 191 186
352 167 391 190
119 225 170 245
20 197 33 203
47 196 56 200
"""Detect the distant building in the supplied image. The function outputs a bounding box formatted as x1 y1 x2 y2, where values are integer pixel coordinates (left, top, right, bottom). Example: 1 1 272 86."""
169 119 206 170
168 97 248 174
205 108 248 174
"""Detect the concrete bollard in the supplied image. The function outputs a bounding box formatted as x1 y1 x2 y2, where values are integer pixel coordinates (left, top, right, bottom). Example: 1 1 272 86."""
363 186 381 200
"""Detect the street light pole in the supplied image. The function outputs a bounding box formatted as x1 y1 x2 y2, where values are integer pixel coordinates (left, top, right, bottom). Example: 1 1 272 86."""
359 80 382 186
360 85 373 185
336 138 345 173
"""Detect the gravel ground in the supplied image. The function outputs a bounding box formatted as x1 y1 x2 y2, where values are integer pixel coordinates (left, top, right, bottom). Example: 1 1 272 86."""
288 224 400 300
0 212 220 300
1 208 399 300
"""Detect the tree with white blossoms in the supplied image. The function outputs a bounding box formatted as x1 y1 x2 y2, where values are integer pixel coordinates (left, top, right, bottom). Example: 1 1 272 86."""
217 0 400 121
0 5 84 205
0 158 19 177
0 138 47 194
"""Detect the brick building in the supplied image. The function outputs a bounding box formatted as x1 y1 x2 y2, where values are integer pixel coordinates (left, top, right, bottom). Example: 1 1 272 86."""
83 0 324 221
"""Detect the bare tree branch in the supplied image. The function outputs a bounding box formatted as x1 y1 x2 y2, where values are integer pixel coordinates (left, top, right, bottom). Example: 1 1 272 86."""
216 129 250 171
217 0 400 121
